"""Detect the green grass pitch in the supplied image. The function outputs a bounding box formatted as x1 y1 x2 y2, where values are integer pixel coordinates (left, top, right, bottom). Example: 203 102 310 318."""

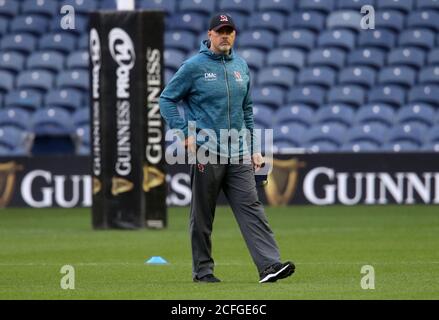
1 205 438 299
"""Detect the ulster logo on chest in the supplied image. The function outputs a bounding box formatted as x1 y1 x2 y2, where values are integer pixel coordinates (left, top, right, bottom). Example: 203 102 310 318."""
233 71 243 82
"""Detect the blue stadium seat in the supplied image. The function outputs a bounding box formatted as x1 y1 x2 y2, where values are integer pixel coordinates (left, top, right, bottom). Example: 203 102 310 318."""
327 85 366 107
66 51 89 69
355 104 396 127
164 49 186 72
27 51 65 73
277 29 316 52
347 123 389 145
99 0 118 9
396 103 436 127
273 141 300 153
407 11 439 32
56 70 89 92
75 144 92 159
180 0 215 14
0 70 14 93
73 108 89 128
252 86 286 109
0 51 25 74
0 33 37 54
308 48 346 70
339 66 376 89
274 104 314 127
266 48 305 70
0 144 28 156
326 11 362 31
377 0 413 13
75 125 90 155
0 108 32 131
169 13 206 34
378 66 416 88
4 89 43 112
10 15 49 36
304 123 347 147
77 33 88 50
236 48 265 70
287 11 326 33
419 66 439 85
408 85 439 106
257 67 295 89
253 104 274 128
298 0 335 13
417 0 439 10
238 30 276 52
381 141 420 152
17 70 54 93
368 85 406 107
347 48 386 70
358 29 396 51
31 107 75 154
315 104 356 127
138 0 177 15
426 126 439 143
420 142 439 152
0 0 19 18
254 122 268 131
273 123 307 147
387 123 428 146
247 12 286 34
257 0 295 15
22 0 59 18
61 0 97 14
287 86 326 108
0 126 30 151
0 16 7 36
39 33 76 54
45 88 83 113
165 31 196 53
297 67 336 88
224 11 247 31
337 0 375 10
219 0 256 16
32 107 74 135
375 10 405 33
317 29 356 52
340 141 379 152
50 13 88 35
305 141 340 153
398 29 435 50
74 121 89 137
387 47 426 69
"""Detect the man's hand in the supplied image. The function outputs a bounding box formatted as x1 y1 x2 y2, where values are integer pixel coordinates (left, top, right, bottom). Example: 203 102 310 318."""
184 136 196 154
252 153 265 172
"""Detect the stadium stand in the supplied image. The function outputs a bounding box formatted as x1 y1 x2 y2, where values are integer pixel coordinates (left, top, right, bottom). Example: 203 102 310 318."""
0 107 32 131
273 123 307 149
274 104 314 127
257 67 295 89
355 103 396 127
0 0 438 155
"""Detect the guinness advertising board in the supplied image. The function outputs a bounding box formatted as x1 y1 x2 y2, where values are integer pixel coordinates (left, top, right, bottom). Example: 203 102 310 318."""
89 13 106 228
261 153 439 206
1 153 439 208
89 11 167 229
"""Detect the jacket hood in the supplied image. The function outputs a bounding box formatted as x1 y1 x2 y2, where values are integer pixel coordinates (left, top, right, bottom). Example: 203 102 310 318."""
199 40 235 61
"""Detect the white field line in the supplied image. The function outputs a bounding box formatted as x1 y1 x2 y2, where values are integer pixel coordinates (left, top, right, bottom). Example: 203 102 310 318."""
0 261 439 267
